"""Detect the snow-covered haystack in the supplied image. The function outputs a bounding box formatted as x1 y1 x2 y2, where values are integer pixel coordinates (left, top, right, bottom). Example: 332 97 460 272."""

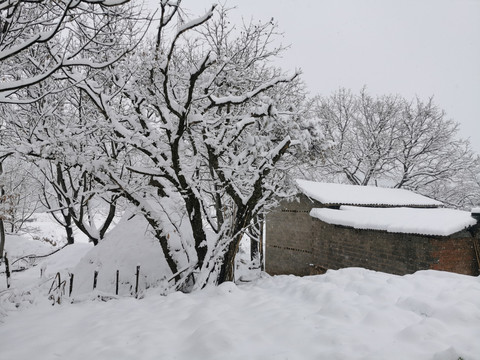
71 213 172 297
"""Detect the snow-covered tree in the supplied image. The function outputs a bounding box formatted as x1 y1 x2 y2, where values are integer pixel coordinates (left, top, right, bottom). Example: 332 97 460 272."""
391 97 476 193
0 157 42 233
2 80 131 244
309 88 477 206
310 88 402 185
66 2 301 290
0 0 146 248
0 0 135 101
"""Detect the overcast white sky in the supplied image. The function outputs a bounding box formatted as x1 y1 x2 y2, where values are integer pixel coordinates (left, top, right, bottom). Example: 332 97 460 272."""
152 0 480 153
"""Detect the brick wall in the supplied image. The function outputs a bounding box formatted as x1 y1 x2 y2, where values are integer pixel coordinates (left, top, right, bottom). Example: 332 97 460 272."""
266 195 479 276
429 237 478 275
265 194 315 275
309 220 437 275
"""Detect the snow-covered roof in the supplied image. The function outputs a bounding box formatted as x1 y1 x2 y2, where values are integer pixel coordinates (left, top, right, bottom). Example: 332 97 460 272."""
296 179 443 207
310 206 476 236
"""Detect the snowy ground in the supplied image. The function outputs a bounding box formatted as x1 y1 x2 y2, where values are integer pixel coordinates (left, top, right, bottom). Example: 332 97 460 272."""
1 216 480 360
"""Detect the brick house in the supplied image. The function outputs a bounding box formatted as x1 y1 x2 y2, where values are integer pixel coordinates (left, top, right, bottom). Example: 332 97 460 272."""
265 180 480 276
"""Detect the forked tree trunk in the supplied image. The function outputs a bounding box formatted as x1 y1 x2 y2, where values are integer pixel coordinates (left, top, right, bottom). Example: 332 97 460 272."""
217 233 242 283
250 237 258 261
217 209 250 283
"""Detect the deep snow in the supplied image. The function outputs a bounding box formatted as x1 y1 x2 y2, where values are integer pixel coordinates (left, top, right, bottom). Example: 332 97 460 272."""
1 216 480 360
1 268 479 360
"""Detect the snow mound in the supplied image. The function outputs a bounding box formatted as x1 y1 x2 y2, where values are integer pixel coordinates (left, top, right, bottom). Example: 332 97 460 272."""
71 213 172 297
3 234 53 261
39 243 93 277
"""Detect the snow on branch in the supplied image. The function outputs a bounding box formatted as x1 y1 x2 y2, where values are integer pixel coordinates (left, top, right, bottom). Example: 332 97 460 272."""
176 6 215 35
207 72 299 109
0 64 61 92
0 0 132 8
255 136 292 177
165 5 216 61
81 0 131 6
0 12 67 61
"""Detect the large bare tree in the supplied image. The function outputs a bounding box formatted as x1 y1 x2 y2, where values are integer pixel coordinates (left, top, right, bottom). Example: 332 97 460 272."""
65 1 301 290
307 88 478 207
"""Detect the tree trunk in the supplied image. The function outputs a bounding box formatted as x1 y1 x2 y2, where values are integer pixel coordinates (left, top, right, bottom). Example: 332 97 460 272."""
259 223 264 271
0 161 5 260
217 210 248 283
4 251 10 288
217 235 241 283
64 213 75 245
250 237 258 262
184 194 208 269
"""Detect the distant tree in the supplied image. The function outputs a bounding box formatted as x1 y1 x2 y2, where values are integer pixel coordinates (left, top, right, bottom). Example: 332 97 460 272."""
0 157 42 233
390 97 476 192
310 88 402 185
422 157 480 209
309 88 477 206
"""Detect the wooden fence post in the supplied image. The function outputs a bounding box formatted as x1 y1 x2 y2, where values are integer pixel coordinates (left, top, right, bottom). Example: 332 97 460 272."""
4 252 10 289
135 265 140 297
115 270 119 296
93 270 98 290
69 273 74 297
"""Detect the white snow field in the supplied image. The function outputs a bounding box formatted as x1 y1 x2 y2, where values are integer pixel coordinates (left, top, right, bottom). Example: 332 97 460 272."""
1 219 480 360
